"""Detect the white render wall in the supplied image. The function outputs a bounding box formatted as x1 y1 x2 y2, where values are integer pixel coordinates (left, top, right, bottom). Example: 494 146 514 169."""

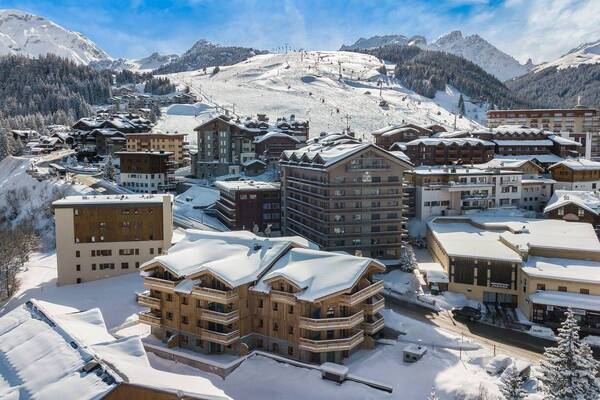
119 172 168 193
554 179 600 191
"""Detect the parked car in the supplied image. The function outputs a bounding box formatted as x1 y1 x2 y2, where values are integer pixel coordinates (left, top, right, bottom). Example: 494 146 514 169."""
452 306 482 321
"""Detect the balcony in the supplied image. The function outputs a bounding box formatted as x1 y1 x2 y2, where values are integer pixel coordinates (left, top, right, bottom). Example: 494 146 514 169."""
201 309 240 325
363 295 385 315
271 290 297 305
192 286 239 304
298 330 364 352
138 311 161 327
341 280 385 306
299 310 364 330
137 291 161 308
200 328 240 345
362 315 385 335
144 276 176 291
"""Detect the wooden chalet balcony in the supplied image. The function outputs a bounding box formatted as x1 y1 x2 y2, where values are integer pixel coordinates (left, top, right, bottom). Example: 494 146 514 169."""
299 310 364 331
362 315 385 335
201 309 240 325
298 330 364 352
138 311 161 327
144 276 176 291
200 328 240 345
363 294 385 315
136 291 161 308
341 280 385 306
270 290 297 305
192 286 239 304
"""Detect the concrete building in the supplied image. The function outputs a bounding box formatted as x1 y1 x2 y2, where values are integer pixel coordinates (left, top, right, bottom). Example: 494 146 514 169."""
487 106 599 159
214 180 281 232
117 151 176 193
280 135 412 261
427 216 600 334
549 158 600 190
138 230 385 364
125 133 187 167
411 166 522 220
53 194 173 286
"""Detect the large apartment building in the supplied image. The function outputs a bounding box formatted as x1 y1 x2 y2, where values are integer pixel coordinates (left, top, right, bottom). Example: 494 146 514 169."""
427 216 600 334
399 138 496 166
53 194 173 286
138 230 385 364
194 114 307 179
214 180 282 232
371 123 435 150
125 133 187 167
549 158 600 190
117 151 176 193
487 106 599 158
411 166 522 220
279 135 412 261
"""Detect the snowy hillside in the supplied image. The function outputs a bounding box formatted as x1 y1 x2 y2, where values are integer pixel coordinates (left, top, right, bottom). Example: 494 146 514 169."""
341 31 531 81
0 9 110 64
164 51 482 138
534 39 600 72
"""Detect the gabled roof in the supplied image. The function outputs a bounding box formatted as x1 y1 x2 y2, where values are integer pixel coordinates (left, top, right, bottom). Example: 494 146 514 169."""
406 137 494 147
549 158 600 171
544 190 600 216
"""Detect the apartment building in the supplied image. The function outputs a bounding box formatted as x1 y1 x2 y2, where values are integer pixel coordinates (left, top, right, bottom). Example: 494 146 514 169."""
53 194 173 286
400 138 495 166
138 230 385 364
371 124 434 150
487 106 599 158
279 135 412 261
544 190 600 231
411 166 522 220
427 216 600 333
214 180 281 232
117 151 176 193
194 114 308 179
549 158 600 190
126 133 187 167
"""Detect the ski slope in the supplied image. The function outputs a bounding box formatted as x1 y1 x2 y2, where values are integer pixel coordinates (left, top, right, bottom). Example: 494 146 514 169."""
165 51 483 140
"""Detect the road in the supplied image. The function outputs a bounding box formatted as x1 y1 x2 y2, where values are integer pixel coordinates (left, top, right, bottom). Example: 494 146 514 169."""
384 294 549 362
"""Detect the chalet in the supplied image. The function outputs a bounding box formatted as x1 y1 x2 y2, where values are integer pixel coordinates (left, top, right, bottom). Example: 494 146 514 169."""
549 158 600 190
544 190 600 232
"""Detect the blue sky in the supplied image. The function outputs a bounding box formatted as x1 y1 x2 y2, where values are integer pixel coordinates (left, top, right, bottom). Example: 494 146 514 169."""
2 0 600 63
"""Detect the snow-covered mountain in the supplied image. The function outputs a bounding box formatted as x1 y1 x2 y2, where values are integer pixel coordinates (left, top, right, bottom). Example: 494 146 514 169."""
0 9 110 64
90 52 179 72
341 30 532 81
165 51 483 137
534 38 600 72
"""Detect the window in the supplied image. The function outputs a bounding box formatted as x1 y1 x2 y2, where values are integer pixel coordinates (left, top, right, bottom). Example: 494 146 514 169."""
288 305 294 314
150 248 154 255
92 264 96 271
273 322 278 332
76 265 80 272
135 249 140 255
537 284 546 291
181 315 189 325
578 208 585 217
166 293 173 302
558 207 564 216
166 312 173 321
288 326 294 335
91 250 95 257
135 262 140 268
258 299 263 308
288 346 294 356
75 250 80 258
273 302 278 311
121 262 129 269
558 286 567 292
182 296 188 305
74 209 79 216
580 288 590 295
258 319 263 328
119 249 134 256
76 278 81 284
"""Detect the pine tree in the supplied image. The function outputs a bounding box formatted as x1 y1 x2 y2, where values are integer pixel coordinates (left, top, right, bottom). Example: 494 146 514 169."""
539 308 600 400
499 365 526 400
0 131 11 161
104 155 115 181
458 94 466 116
426 388 440 400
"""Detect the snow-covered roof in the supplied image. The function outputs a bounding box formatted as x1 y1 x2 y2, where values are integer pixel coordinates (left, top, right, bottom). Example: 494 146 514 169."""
473 158 543 172
405 137 494 147
53 194 171 207
214 180 279 192
412 165 520 176
489 125 550 136
141 230 314 287
0 300 230 400
523 256 600 284
419 262 449 283
549 135 581 146
494 154 565 164
253 131 300 144
529 291 600 312
255 248 384 302
242 159 267 167
544 190 600 216
549 158 600 171
492 140 553 146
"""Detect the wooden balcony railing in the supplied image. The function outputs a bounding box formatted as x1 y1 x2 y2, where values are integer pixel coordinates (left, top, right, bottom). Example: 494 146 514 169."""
200 329 240 345
341 280 385 306
192 286 239 304
138 312 161 327
136 291 161 308
363 295 385 315
299 310 364 331
362 316 385 335
298 330 364 352
200 309 240 325
270 290 297 305
144 276 176 291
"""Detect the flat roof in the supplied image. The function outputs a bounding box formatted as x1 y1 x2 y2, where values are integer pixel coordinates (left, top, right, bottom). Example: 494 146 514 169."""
523 256 600 284
53 194 171 207
115 151 174 156
214 180 280 192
